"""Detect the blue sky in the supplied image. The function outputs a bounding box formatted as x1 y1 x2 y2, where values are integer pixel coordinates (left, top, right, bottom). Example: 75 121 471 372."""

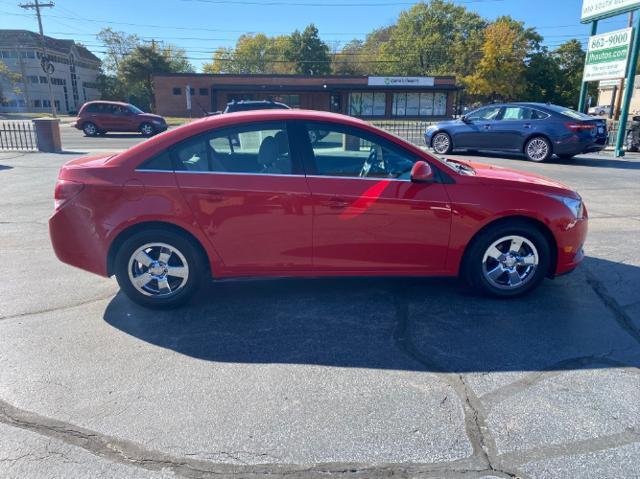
0 0 633 70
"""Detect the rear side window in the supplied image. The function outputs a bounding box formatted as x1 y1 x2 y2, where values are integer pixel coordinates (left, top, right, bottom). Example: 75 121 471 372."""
173 122 293 175
137 151 172 171
531 109 550 120
84 103 99 113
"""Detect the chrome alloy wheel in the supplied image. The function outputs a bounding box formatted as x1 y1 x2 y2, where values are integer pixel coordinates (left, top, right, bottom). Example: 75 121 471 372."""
127 242 189 297
140 123 154 136
83 123 97 136
526 138 549 161
482 235 539 290
432 133 450 154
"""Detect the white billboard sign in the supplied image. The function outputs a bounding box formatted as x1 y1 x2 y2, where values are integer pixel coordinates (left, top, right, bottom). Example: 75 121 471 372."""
367 76 435 87
583 28 633 82
582 0 640 23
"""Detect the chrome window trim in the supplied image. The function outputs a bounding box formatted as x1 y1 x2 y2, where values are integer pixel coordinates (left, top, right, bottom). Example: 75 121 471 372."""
134 169 412 181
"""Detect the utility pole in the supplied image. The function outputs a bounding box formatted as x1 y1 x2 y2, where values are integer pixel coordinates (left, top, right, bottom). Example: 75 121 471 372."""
614 11 635 120
19 0 57 117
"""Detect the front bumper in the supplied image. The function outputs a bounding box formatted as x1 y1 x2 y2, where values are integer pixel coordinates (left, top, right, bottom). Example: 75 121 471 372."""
553 216 588 276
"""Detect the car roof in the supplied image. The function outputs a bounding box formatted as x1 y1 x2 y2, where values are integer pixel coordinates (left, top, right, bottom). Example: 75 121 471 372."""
110 109 371 166
476 102 563 111
82 100 130 107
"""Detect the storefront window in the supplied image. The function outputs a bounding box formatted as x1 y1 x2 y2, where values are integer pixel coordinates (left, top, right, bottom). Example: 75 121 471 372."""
393 92 448 117
349 92 385 117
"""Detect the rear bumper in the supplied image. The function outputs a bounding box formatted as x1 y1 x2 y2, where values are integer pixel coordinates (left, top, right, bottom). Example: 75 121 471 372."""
554 135 607 156
49 196 110 277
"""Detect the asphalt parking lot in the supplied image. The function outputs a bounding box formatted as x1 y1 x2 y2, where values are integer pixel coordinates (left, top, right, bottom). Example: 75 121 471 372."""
0 128 639 478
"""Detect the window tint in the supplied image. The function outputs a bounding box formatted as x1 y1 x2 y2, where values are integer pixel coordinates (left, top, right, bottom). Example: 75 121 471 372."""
466 106 501 121
84 103 99 113
531 109 550 120
304 123 415 179
173 122 292 175
501 107 538 120
138 151 172 171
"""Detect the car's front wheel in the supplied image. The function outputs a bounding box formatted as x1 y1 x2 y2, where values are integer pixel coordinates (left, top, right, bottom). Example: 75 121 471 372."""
140 122 156 137
431 132 452 155
524 136 552 162
82 122 99 137
463 221 551 298
114 229 205 308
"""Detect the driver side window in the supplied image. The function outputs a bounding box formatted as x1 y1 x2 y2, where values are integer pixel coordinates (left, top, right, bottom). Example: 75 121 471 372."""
304 122 415 179
466 106 502 122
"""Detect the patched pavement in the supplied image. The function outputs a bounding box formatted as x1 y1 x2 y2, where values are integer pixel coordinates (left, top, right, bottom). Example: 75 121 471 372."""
0 148 639 478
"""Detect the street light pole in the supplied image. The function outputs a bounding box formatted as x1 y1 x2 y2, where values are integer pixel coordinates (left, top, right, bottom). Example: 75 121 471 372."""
19 0 57 118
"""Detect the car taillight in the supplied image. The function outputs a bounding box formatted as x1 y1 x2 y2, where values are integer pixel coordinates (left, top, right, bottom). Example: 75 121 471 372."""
565 122 596 131
54 179 84 210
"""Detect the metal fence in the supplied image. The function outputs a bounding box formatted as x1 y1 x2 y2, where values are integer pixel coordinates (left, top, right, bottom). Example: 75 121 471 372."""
0 121 37 151
370 120 435 147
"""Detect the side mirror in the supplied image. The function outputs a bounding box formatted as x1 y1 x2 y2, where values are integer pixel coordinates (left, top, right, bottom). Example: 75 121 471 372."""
461 115 470 123
410 161 434 183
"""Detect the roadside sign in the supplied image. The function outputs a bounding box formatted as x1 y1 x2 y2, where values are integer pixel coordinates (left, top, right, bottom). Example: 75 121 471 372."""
583 27 633 82
582 0 640 23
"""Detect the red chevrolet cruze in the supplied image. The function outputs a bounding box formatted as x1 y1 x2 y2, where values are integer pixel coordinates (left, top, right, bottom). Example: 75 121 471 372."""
49 110 587 308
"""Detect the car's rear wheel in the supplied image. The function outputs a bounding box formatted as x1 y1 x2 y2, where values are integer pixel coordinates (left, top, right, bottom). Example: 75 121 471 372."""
524 136 552 162
82 122 98 137
463 221 551 298
432 132 452 155
114 229 205 308
140 122 155 137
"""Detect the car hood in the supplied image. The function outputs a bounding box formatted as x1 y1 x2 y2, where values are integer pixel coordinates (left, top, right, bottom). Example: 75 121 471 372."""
139 113 165 122
431 119 461 128
449 159 579 198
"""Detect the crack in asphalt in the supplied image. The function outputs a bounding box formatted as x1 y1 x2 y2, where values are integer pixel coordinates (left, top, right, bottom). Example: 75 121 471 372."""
0 396 530 479
0 293 117 322
389 282 524 479
584 266 640 346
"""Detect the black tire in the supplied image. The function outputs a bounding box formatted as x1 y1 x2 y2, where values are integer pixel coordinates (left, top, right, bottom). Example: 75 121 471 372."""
431 132 453 155
82 122 98 137
625 131 638 152
114 229 206 308
524 136 552 162
463 221 551 298
139 122 155 137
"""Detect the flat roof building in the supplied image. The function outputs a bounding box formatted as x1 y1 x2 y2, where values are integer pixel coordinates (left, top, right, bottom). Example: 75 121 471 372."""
0 29 101 114
153 73 461 119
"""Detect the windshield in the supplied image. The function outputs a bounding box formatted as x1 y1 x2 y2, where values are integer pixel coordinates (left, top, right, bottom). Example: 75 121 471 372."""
544 104 592 120
129 104 144 114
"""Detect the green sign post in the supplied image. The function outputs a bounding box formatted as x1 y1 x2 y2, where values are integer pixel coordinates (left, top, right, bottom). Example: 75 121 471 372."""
580 0 640 157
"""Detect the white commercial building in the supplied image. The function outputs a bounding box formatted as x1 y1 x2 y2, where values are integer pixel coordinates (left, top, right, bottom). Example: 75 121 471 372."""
0 30 101 114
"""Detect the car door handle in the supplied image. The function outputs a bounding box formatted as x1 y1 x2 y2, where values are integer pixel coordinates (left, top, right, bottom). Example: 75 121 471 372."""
203 190 224 202
323 197 350 209
483 124 491 130
523 123 532 129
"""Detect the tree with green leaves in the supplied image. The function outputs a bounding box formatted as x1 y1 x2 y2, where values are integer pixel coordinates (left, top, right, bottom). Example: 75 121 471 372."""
118 44 193 111
553 39 593 109
464 16 536 102
0 60 22 104
286 24 331 75
378 0 486 77
97 28 140 74
202 34 293 74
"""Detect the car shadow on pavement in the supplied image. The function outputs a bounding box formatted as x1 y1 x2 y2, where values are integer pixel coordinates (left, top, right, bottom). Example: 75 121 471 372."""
0 164 13 171
103 256 640 374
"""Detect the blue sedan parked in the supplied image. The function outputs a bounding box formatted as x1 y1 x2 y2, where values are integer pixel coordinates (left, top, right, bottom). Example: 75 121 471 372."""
424 103 607 162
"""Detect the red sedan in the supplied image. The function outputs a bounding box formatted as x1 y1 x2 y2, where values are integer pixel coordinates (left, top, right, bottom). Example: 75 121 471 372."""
49 110 587 308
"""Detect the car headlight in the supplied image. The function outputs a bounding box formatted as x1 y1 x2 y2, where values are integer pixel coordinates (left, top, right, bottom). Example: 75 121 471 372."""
551 194 584 218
